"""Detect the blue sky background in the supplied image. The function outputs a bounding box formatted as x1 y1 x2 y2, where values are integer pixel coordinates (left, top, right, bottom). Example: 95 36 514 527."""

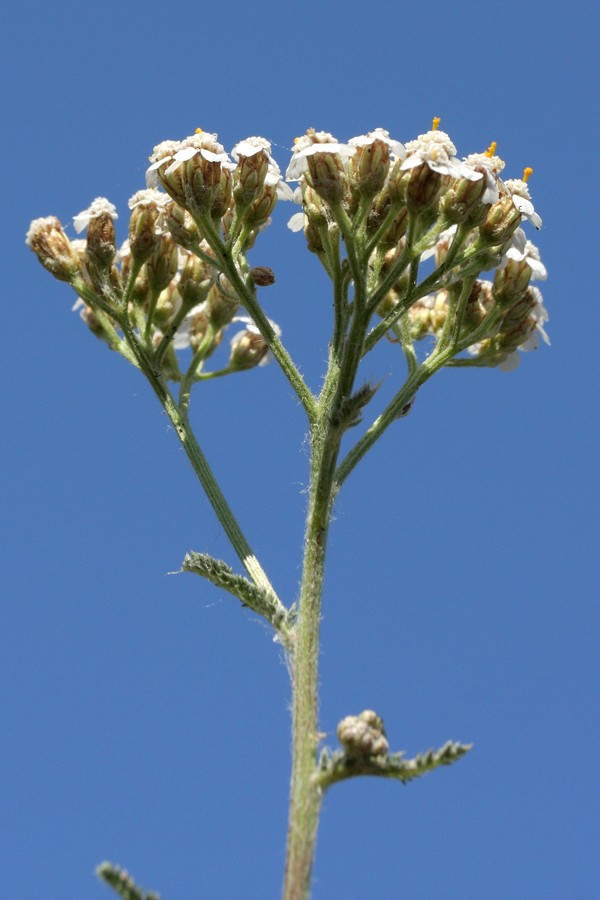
4 0 599 897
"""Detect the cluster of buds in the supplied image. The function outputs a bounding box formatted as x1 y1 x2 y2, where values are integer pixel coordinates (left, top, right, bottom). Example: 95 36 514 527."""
285 121 547 370
27 120 548 389
405 233 548 369
27 129 289 391
337 710 389 759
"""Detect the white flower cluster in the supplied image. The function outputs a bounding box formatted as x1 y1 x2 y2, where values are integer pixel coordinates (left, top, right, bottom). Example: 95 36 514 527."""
27 121 548 377
281 122 546 369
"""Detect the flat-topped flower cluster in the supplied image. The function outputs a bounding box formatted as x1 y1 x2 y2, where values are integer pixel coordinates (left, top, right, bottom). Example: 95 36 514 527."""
27 122 548 388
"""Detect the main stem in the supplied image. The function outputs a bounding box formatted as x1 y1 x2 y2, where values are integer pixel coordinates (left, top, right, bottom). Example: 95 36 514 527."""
283 352 348 899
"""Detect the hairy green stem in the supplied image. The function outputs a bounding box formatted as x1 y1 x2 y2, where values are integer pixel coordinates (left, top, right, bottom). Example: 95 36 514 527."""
195 215 318 423
335 349 450 490
283 298 360 896
122 323 276 596
283 406 341 898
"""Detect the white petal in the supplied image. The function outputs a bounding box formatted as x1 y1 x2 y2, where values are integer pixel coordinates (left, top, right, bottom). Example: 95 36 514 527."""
276 180 295 201
499 352 521 371
287 212 306 232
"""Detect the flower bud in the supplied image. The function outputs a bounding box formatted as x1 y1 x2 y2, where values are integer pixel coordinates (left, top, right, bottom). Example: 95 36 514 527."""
149 132 233 219
127 190 166 264
366 193 408 248
250 266 275 286
492 257 532 307
304 221 326 255
461 280 494 334
479 192 523 244
206 282 239 328
165 201 201 250
228 326 270 370
440 170 489 225
468 285 548 369
306 149 346 206
153 283 183 329
178 252 213 311
243 177 278 229
347 134 392 199
85 209 117 271
188 307 221 353
26 216 83 283
233 144 270 206
405 162 445 213
337 710 389 758
144 234 178 294
407 291 449 340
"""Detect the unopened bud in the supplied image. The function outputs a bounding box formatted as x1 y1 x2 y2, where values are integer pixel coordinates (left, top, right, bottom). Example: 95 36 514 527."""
153 283 183 329
493 258 532 307
243 177 279 229
337 710 389 758
178 253 213 311
304 221 326 255
26 217 82 283
233 146 270 206
348 136 391 199
480 193 522 244
128 197 162 265
74 300 118 348
86 211 117 270
306 150 346 206
405 162 445 213
165 201 201 249
440 171 489 225
367 195 408 248
206 283 239 328
250 266 275 286
144 235 178 293
229 327 269 370
187 308 217 353
408 292 449 340
461 280 494 334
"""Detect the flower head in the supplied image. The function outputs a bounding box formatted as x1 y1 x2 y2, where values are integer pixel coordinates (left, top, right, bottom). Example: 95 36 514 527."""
285 129 355 182
73 197 118 234
146 132 231 187
401 125 463 178
502 171 542 230
348 127 406 160
502 236 547 281
462 144 506 204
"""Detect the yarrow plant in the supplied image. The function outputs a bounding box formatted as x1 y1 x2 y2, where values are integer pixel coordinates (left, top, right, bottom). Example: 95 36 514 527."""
27 119 548 900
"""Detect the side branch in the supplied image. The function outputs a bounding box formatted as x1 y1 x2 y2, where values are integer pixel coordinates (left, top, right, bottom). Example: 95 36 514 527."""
183 551 294 647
